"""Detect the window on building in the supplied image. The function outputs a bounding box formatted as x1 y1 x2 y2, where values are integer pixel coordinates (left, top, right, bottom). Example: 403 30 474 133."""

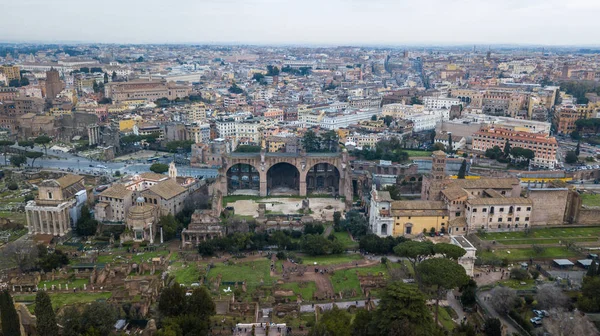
498 218 503 222
515 217 520 222
499 208 504 212
455 212 461 217
405 226 412 234
489 218 492 222
516 207 521 211
507 218 512 222
498 224 501 228
525 217 529 221
47 192 53 199
482 208 487 212
526 207 531 211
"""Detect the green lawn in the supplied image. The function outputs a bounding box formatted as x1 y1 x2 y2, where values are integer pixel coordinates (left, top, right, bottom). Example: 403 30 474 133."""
171 262 201 285
332 232 358 249
0 211 26 225
581 194 600 207
499 279 536 290
478 247 580 261
280 281 317 301
330 264 388 299
479 227 600 243
207 260 273 289
404 150 433 157
302 254 363 266
438 306 457 331
14 292 112 312
96 249 169 264
39 278 89 290
499 237 598 245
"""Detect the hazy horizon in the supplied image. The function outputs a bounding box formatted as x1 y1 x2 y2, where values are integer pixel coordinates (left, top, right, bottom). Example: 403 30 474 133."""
2 0 600 46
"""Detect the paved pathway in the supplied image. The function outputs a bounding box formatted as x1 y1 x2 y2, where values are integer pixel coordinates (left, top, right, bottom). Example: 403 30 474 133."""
477 291 520 335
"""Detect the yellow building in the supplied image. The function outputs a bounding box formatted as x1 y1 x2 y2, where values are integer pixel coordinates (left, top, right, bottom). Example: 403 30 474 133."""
268 140 286 153
391 201 449 236
0 65 20 81
336 128 350 142
577 102 600 119
48 108 71 116
119 119 136 131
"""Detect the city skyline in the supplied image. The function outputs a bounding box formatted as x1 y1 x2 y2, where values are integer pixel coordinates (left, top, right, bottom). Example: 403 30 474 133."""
2 0 600 45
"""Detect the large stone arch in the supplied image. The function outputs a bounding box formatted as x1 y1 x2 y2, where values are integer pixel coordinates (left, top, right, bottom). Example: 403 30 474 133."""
217 150 353 208
267 162 300 195
225 162 261 195
304 162 341 196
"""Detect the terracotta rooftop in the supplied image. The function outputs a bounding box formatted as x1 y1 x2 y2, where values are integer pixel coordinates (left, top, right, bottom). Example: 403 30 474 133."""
391 201 447 210
139 172 169 181
466 197 533 206
450 177 519 190
99 184 131 199
441 187 469 200
146 179 187 200
56 174 84 188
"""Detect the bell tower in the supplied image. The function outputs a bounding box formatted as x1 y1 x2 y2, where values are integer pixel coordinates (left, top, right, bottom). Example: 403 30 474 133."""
432 150 446 180
168 161 177 180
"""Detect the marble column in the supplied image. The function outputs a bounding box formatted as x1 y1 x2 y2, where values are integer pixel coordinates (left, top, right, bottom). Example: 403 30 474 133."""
37 211 45 234
26 210 32 233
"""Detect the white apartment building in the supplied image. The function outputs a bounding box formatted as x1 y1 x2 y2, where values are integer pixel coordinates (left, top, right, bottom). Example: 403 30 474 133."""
404 113 444 132
235 120 262 145
187 103 209 122
382 103 424 118
368 187 394 237
307 109 380 130
216 119 236 138
423 97 461 109
346 133 384 148
465 198 533 232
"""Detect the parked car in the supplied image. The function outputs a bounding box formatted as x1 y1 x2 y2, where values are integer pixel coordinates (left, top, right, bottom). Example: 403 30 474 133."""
533 310 544 317
530 317 543 326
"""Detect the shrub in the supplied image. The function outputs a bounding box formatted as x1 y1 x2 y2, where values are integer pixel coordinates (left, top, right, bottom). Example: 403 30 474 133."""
510 268 529 281
276 251 287 260
7 182 18 190
524 295 534 305
508 310 533 334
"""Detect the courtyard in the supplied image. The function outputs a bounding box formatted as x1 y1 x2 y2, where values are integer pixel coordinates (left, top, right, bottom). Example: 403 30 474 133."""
225 197 345 221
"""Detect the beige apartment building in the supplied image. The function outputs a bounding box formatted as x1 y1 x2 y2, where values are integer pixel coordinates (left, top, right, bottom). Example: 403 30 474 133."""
104 79 191 103
472 127 558 168
465 197 533 232
95 184 133 223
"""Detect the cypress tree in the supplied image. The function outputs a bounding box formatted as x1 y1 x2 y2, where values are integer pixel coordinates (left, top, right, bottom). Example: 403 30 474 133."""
457 159 467 179
0 290 21 336
503 139 511 158
35 291 59 336
576 140 581 157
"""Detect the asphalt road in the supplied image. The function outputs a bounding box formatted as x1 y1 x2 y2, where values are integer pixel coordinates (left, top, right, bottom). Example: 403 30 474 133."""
1 148 218 178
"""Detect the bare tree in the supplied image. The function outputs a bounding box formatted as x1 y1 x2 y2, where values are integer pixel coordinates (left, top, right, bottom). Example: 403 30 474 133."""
489 286 518 315
543 309 599 336
1 240 37 271
536 283 569 310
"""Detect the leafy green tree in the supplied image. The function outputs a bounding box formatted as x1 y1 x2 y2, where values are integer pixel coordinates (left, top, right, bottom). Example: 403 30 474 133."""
565 151 578 164
25 151 44 167
383 115 393 127
37 245 69 272
457 159 467 179
158 214 180 241
320 130 339 152
433 243 466 260
302 129 321 152
393 240 434 278
373 282 440 336
485 146 503 160
460 280 478 307
35 291 59 336
483 318 502 336
20 77 30 86
228 83 243 94
266 65 280 76
432 142 445 151
587 260 598 277
383 185 402 200
309 306 352 336
0 290 20 336
371 114 377 121
158 282 187 317
60 306 82 336
503 139 511 158
333 211 342 231
187 286 215 318
418 258 469 324
150 163 169 174
351 309 376 336
34 135 52 156
579 276 600 312
76 205 98 237
0 140 15 165
10 154 27 167
340 210 368 238
80 301 118 336
453 322 477 336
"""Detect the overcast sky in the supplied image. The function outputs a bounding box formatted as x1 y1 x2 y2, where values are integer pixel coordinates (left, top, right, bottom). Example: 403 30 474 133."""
2 0 600 45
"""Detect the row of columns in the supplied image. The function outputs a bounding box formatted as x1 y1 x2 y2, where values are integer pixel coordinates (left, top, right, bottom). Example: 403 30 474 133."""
26 207 70 236
88 124 100 146
181 232 220 247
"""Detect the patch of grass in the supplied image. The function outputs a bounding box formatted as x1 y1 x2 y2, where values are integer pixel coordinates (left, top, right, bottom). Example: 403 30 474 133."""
499 279 536 290
581 194 600 207
14 292 112 312
96 249 169 264
438 306 457 331
0 211 26 225
39 278 89 290
499 237 597 245
404 150 433 157
207 260 273 289
171 262 201 285
280 282 317 301
330 264 388 299
302 254 362 266
479 227 600 242
478 247 581 261
331 232 358 249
